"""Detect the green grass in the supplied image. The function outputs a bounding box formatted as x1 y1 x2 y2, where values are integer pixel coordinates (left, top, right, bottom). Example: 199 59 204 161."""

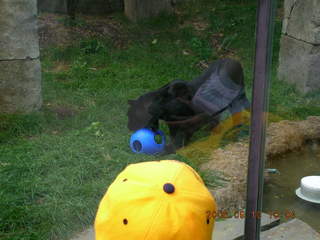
1 0 320 239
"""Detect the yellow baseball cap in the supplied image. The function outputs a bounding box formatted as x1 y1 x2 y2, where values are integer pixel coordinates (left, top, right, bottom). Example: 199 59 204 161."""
94 160 217 240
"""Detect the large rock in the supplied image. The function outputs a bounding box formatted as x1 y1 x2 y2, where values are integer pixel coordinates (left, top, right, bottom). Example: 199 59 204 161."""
124 0 173 22
0 0 42 113
0 59 42 113
0 0 40 60
282 0 320 44
281 0 297 35
279 0 320 93
278 35 320 93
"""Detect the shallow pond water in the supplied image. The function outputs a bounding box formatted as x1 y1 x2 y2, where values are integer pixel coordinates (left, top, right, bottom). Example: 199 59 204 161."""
263 141 320 232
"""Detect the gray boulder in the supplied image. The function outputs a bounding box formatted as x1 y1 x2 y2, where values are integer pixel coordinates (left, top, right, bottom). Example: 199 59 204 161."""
278 0 320 94
0 0 40 60
278 35 320 93
0 0 42 113
0 59 42 113
282 0 320 44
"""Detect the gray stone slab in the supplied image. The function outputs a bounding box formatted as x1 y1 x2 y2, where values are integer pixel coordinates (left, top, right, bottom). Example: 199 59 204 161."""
0 0 40 60
283 0 320 44
260 218 320 240
283 0 298 20
0 59 42 113
281 0 297 35
278 35 320 93
212 213 279 240
72 218 320 240
72 213 279 240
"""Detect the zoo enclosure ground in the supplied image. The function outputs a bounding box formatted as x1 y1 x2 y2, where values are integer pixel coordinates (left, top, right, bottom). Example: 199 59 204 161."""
1 0 320 239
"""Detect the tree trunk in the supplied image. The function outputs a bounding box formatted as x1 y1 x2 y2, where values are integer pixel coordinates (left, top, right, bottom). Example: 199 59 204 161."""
67 0 79 20
124 0 173 22
0 0 42 113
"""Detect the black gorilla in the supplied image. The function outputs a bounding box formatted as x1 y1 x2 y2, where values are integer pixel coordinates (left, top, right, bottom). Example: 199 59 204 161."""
127 58 250 154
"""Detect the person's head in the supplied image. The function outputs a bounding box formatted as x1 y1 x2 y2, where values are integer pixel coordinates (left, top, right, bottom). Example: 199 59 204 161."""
95 160 217 240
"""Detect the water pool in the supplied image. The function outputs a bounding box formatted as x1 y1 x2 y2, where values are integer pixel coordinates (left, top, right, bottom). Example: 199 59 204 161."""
263 141 320 232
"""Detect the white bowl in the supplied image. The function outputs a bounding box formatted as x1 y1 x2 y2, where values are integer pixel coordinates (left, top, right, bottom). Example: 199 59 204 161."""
296 176 320 204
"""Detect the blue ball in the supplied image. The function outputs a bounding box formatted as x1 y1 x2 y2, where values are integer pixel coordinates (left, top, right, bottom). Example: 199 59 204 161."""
130 128 166 155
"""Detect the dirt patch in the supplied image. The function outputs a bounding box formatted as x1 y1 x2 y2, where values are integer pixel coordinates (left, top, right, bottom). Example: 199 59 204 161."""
45 102 79 120
267 116 320 156
50 62 71 73
38 13 126 48
179 17 210 32
202 142 249 210
266 120 305 156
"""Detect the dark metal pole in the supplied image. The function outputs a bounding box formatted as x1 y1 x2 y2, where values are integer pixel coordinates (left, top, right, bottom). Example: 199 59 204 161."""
244 0 276 239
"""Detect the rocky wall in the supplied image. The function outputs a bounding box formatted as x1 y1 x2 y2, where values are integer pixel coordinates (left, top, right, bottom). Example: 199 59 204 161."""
278 0 320 94
0 0 42 113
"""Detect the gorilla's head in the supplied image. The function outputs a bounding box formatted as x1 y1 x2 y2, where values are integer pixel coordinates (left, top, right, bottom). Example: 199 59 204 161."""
127 98 153 131
127 79 193 131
